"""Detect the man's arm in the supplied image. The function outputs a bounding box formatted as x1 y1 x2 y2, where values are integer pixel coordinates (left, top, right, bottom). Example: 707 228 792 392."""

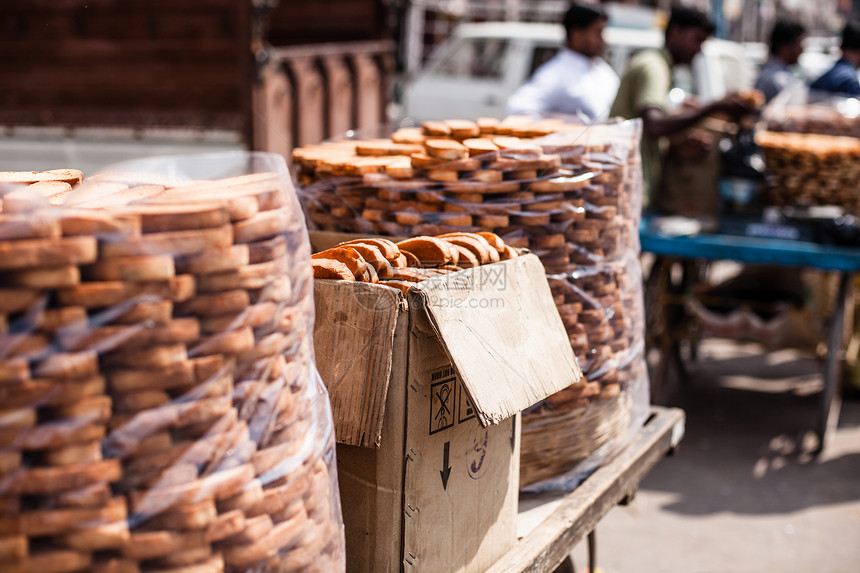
641 95 752 139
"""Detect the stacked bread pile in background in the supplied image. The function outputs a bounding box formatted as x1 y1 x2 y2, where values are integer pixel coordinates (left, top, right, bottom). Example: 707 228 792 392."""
764 102 860 138
0 161 344 573
294 116 649 489
295 117 640 274
755 130 860 215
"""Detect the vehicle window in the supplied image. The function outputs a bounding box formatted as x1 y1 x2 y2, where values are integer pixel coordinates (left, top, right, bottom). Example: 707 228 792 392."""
434 38 510 79
529 46 560 75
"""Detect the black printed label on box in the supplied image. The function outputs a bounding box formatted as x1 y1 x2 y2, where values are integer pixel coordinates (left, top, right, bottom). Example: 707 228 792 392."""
429 366 456 435
458 382 475 424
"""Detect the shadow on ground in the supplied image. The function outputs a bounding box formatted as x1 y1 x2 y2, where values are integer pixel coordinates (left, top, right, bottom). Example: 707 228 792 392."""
644 340 860 517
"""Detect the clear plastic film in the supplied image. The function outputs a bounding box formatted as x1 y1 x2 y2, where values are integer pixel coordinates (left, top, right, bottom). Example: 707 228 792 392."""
762 80 860 137
292 116 650 491
757 82 860 214
0 152 345 572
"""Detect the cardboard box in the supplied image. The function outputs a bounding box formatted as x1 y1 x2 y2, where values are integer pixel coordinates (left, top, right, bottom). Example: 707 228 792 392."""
313 249 581 572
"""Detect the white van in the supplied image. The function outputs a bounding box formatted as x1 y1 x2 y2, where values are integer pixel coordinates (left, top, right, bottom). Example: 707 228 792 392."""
399 21 756 121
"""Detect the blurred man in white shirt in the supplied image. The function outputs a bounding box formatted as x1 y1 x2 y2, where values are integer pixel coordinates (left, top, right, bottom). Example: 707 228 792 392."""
506 2 619 121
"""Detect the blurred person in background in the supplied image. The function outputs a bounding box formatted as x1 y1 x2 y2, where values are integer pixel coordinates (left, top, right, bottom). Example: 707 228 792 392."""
613 5 758 344
609 5 753 211
810 19 860 96
506 2 619 121
755 19 806 103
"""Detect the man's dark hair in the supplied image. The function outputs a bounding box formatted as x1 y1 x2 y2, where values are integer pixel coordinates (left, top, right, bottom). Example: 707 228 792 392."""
769 19 806 55
666 6 715 36
562 2 608 35
841 19 860 51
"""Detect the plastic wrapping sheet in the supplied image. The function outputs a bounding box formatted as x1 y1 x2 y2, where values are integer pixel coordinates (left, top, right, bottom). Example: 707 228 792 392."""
296 118 644 271
522 252 650 490
293 116 649 491
756 83 860 213
0 152 345 572
762 80 860 137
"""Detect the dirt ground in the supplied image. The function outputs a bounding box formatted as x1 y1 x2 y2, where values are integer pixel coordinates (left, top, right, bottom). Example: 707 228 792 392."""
569 338 860 573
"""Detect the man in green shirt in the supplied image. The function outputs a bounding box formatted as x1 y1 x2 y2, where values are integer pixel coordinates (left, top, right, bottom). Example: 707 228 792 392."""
610 6 752 211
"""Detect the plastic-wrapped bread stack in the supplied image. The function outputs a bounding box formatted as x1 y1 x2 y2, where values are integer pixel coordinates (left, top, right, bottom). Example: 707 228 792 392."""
764 101 860 138
756 89 860 214
294 116 650 490
0 154 345 573
755 130 860 215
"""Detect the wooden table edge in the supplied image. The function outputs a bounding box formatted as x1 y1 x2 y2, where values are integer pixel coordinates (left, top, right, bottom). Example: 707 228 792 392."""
487 406 686 573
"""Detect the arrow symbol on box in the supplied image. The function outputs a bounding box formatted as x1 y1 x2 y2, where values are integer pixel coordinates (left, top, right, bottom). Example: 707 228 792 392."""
440 441 451 491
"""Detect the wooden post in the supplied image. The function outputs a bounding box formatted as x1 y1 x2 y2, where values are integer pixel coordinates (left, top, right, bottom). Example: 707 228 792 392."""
288 57 326 146
252 62 293 161
320 54 354 140
353 53 383 135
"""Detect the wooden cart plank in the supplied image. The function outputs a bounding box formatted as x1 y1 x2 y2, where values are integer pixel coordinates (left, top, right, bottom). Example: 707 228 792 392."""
487 406 685 573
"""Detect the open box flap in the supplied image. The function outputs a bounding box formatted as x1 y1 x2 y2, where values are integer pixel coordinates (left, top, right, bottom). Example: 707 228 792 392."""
313 280 403 448
409 253 582 426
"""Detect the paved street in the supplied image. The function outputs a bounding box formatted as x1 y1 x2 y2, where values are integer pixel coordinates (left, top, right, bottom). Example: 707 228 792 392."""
570 339 860 572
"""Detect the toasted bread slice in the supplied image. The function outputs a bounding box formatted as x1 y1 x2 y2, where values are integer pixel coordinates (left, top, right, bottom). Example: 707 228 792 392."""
27 180 73 197
396 236 457 267
355 140 424 156
421 121 452 136
312 246 367 278
468 169 504 183
477 117 500 134
450 244 479 268
410 153 482 171
312 259 355 281
339 237 400 261
500 244 519 260
439 233 498 264
363 262 379 284
340 243 395 279
492 136 542 155
391 127 426 144
392 253 408 268
445 119 480 139
0 169 83 186
476 231 507 253
462 138 500 158
424 139 469 160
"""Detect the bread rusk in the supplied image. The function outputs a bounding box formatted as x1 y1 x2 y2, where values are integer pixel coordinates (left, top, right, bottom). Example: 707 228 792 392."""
339 243 394 278
311 246 367 278
462 138 499 157
339 237 400 261
0 169 84 186
311 259 355 281
438 233 496 264
396 236 457 267
445 119 481 139
421 120 452 136
449 244 479 268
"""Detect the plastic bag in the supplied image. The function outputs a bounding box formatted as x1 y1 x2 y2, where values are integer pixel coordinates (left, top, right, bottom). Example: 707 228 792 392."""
755 83 860 215
0 152 345 572
292 116 650 491
762 79 860 137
